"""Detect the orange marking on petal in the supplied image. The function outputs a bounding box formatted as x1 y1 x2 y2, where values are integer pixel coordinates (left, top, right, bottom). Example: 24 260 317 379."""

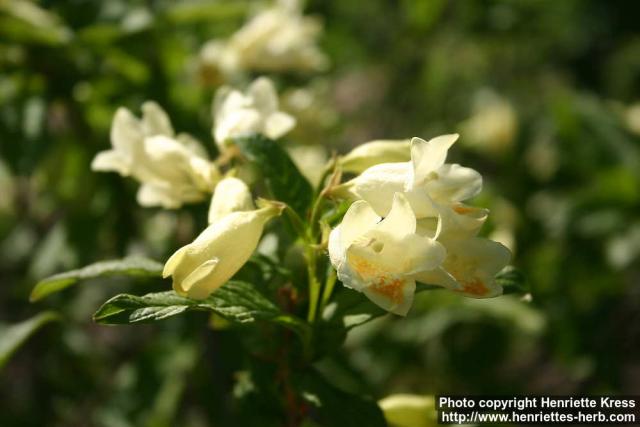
453 204 474 215
350 254 380 279
458 278 489 296
370 277 405 304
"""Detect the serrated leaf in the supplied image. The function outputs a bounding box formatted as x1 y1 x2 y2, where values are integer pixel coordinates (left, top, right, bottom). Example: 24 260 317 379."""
93 281 310 339
30 257 164 302
0 311 59 370
234 135 313 216
296 369 387 427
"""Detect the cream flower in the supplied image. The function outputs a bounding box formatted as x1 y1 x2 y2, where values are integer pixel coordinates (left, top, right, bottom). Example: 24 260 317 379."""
207 177 254 224
339 139 411 174
200 0 328 75
92 102 219 209
164 203 283 299
328 193 445 315
334 134 482 218
413 201 511 298
213 77 296 150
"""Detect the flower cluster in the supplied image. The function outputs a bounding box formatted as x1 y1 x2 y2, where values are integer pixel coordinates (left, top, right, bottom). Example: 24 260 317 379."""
200 0 328 77
91 1 510 318
92 77 292 298
329 135 511 315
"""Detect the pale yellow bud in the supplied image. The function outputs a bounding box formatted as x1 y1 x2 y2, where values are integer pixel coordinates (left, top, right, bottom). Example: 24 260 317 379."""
379 394 437 427
339 139 411 174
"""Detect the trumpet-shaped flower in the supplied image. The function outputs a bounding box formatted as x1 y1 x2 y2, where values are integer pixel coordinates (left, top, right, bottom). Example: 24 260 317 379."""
208 177 254 224
213 77 295 150
334 134 482 218
328 193 445 315
414 237 510 298
339 139 411 174
200 0 328 76
92 102 220 209
164 202 283 299
413 200 511 298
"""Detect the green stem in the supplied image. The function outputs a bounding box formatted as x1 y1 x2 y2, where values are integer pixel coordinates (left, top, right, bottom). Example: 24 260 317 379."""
305 245 321 323
319 268 337 314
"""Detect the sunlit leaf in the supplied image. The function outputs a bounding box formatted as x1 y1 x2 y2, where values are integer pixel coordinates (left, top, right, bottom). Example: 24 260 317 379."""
93 281 310 339
30 257 164 302
234 134 313 216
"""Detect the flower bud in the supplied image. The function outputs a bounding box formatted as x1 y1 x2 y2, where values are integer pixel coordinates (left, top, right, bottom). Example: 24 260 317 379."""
208 177 254 223
379 394 436 427
339 139 411 174
164 203 283 299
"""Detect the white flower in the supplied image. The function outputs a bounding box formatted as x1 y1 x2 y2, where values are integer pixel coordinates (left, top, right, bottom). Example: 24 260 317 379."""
213 77 296 150
413 201 511 298
208 177 254 224
339 139 411 174
200 0 328 75
328 193 445 315
379 395 436 427
92 102 220 209
334 134 482 218
163 203 283 299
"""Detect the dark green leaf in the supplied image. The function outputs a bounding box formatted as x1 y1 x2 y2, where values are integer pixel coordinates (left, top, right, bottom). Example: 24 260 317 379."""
93 281 310 339
234 134 313 216
296 369 387 427
0 311 59 370
30 257 164 302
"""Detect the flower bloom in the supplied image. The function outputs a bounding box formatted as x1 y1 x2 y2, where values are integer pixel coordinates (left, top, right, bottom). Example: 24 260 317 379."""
199 0 328 76
413 201 511 298
164 201 283 299
328 193 445 315
92 102 219 208
213 77 296 151
334 134 482 218
339 139 411 174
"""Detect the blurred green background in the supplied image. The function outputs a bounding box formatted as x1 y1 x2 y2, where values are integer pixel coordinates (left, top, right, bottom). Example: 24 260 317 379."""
1 0 639 426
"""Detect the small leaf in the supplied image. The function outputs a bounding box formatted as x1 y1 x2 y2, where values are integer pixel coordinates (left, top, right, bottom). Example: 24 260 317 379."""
234 135 313 216
0 311 59 370
93 281 310 339
296 369 387 427
30 257 164 302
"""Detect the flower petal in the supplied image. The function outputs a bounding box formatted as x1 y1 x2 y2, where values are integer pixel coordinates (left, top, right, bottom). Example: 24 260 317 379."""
410 134 458 186
338 200 380 250
363 278 416 316
179 258 220 299
208 177 254 223
374 192 416 236
141 101 174 137
427 164 482 202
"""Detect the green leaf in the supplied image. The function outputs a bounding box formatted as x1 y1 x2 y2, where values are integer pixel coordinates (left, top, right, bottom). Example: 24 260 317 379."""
234 134 313 216
30 257 164 302
496 266 529 295
93 281 310 339
296 369 387 427
0 311 59 370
